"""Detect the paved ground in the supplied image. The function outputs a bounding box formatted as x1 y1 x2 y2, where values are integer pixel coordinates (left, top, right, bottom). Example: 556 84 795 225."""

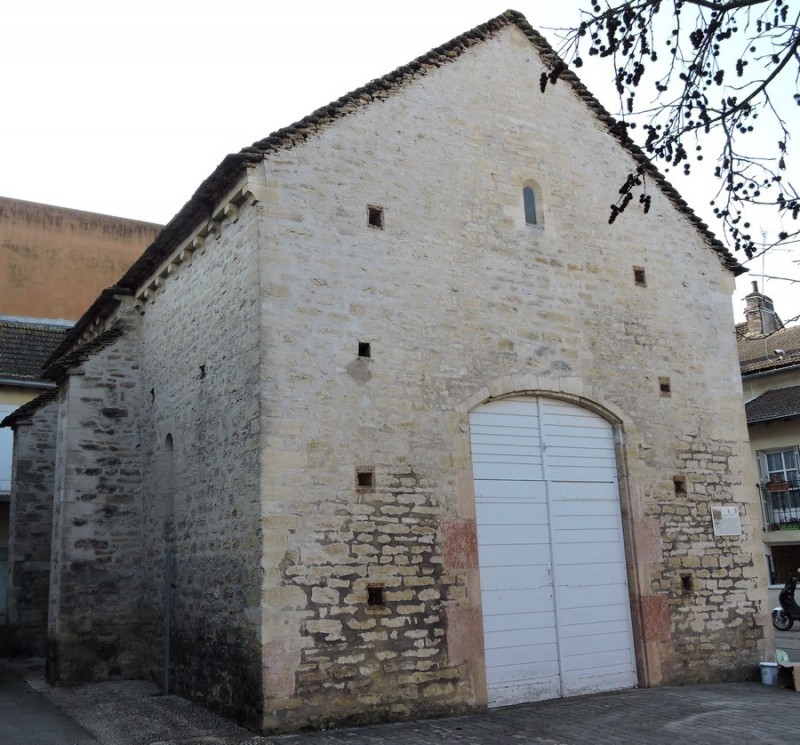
774 625 800 661
3 658 800 745
0 664 98 745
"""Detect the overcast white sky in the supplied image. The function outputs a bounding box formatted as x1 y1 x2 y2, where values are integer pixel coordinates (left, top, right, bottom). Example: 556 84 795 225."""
1 0 796 324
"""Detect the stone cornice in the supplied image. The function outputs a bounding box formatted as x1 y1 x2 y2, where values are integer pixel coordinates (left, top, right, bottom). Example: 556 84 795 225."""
132 167 266 312
51 164 267 357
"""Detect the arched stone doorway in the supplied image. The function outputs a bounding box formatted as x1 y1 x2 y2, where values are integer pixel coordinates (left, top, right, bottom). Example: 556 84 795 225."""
469 395 637 706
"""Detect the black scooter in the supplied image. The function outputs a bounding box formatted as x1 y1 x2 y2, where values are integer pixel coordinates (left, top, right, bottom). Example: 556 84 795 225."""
773 573 800 630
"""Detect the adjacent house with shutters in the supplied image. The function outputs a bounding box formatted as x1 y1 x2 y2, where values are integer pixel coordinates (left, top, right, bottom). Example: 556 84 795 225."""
737 283 800 585
2 11 769 735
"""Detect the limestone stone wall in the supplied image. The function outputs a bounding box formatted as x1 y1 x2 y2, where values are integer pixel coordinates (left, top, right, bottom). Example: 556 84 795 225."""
47 319 144 684
15 19 768 733
653 436 765 682
136 209 263 728
5 395 58 655
254 24 765 729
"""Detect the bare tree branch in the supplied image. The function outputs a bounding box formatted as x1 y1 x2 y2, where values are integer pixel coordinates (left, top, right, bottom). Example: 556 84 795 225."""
547 0 799 260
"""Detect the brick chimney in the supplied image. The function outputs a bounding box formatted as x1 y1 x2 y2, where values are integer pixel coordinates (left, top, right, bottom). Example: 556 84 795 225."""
744 281 782 337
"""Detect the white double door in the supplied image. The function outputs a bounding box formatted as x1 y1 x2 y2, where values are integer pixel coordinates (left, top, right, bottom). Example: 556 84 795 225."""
469 396 637 707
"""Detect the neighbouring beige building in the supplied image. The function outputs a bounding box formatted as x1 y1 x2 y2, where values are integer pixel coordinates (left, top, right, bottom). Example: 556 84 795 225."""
738 283 800 584
0 197 160 647
0 196 162 322
3 12 769 735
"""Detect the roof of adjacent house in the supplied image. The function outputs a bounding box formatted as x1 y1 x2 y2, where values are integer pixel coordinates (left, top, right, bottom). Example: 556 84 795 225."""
745 385 800 424
0 387 59 429
47 10 745 368
737 322 800 375
0 318 70 385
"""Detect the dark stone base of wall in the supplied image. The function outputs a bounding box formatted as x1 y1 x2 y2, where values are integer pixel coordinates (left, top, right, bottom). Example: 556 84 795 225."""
262 698 483 736
46 631 142 686
661 661 762 687
166 622 263 732
0 625 46 658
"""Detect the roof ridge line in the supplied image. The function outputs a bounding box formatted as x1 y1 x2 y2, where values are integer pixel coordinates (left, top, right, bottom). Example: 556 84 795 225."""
57 9 745 361
242 12 517 156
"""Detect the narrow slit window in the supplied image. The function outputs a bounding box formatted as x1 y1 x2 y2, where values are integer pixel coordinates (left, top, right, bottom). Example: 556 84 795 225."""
368 205 384 229
523 186 537 225
367 584 385 606
356 466 375 492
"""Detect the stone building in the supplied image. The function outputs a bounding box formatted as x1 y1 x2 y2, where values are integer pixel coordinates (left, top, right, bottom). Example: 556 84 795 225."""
737 283 800 584
0 197 160 646
3 11 769 735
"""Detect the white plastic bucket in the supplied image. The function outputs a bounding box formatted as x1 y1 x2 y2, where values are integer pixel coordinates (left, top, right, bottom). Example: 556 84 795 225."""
761 662 778 685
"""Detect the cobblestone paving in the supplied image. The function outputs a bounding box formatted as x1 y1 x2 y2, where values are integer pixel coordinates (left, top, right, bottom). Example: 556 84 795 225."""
4 659 796 745
272 684 796 745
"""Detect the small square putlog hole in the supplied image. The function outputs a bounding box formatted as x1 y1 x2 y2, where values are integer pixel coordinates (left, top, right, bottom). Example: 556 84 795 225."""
659 377 672 397
633 266 647 287
680 573 693 593
356 466 375 492
367 584 385 607
358 341 371 358
368 205 384 229
673 476 686 495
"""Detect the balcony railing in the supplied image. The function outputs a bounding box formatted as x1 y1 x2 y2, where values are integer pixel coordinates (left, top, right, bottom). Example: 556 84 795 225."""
761 479 800 531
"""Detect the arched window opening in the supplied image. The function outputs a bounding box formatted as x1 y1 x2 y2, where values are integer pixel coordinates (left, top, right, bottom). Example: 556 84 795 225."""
163 434 175 495
161 433 176 525
523 186 538 225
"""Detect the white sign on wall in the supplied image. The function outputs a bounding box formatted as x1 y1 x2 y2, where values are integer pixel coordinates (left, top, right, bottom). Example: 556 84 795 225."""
712 505 742 537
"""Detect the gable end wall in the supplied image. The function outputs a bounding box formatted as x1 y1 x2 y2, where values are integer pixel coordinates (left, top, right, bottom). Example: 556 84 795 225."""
255 25 766 731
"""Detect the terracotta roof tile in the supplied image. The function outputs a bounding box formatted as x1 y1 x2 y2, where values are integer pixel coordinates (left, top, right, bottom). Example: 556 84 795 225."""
738 323 800 375
745 385 800 424
0 319 70 384
1 325 124 427
45 326 124 382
